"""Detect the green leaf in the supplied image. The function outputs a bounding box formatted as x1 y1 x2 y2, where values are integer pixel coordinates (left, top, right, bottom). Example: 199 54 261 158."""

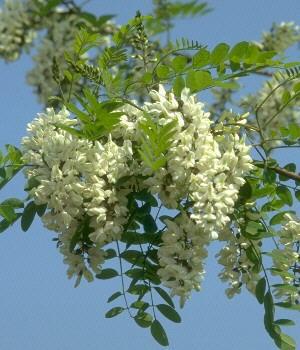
192 48 210 68
150 320 169 346
173 76 185 96
229 41 249 62
96 268 119 279
275 302 300 311
276 186 293 206
38 0 62 15
134 312 153 328
171 55 187 72
157 65 171 79
105 307 124 318
107 291 122 303
0 218 10 233
210 43 230 65
138 214 157 233
154 287 175 308
36 203 47 217
282 90 291 105
133 190 158 207
1 198 24 209
264 291 275 337
0 203 16 223
270 211 295 226
255 277 266 304
186 70 212 92
125 268 144 280
65 102 90 124
279 163 296 181
156 304 181 323
274 319 295 327
121 250 144 266
279 333 296 350
127 284 149 296
295 190 300 202
21 201 36 232
105 248 117 259
131 300 149 310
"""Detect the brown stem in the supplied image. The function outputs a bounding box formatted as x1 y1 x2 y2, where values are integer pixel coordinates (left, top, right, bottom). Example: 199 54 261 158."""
269 166 300 182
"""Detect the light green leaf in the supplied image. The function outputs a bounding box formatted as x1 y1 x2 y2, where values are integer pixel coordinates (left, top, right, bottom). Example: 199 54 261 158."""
171 55 187 72
192 48 210 67
157 65 171 79
210 43 230 65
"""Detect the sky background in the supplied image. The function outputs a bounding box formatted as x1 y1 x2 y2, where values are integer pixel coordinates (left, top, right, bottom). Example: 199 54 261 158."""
0 1 300 349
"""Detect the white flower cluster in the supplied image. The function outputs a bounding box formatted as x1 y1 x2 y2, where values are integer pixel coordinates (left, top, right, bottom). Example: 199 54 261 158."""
22 108 133 282
143 86 253 240
0 0 37 61
216 227 261 298
157 212 209 306
22 85 253 295
271 214 300 304
261 22 300 53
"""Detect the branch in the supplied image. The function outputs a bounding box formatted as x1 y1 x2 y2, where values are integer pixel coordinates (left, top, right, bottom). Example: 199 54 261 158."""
270 166 300 182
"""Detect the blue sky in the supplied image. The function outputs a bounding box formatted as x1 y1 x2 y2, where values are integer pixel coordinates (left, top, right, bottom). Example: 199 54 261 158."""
0 1 300 349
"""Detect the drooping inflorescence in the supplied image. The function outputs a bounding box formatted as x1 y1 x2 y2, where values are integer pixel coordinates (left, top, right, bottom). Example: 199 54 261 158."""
21 85 253 302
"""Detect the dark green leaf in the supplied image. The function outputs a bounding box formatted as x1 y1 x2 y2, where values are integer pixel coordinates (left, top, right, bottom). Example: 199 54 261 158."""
21 201 36 232
154 287 175 308
105 248 117 259
275 302 300 311
107 291 122 303
96 268 119 279
0 219 10 233
121 250 144 266
138 215 157 233
274 319 295 327
36 203 47 217
105 306 124 318
150 320 169 346
157 304 181 323
127 284 149 296
134 312 153 328
256 277 266 304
